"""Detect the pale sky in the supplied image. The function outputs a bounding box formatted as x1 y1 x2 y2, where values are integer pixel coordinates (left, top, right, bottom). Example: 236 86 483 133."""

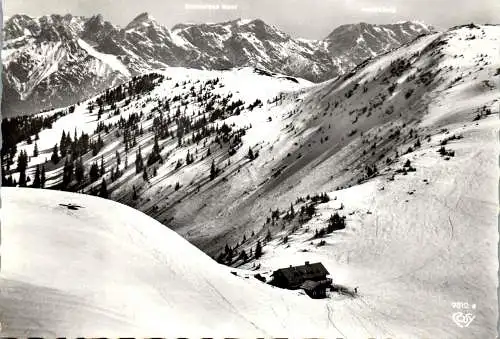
5 0 500 39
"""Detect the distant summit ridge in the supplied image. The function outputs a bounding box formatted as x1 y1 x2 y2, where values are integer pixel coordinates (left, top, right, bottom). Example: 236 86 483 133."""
2 14 433 116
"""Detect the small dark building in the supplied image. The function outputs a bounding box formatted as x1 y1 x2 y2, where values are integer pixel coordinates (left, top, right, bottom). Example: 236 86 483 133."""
270 261 331 298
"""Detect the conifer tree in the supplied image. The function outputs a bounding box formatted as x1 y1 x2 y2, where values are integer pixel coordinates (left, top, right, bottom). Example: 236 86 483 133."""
75 157 85 184
255 240 263 259
17 150 28 187
136 146 144 174
327 212 346 233
238 250 248 262
51 144 60 164
89 162 99 183
97 106 103 120
132 186 138 200
186 150 194 165
100 155 105 176
99 179 108 198
147 136 162 166
265 229 272 242
175 159 182 170
2 170 11 187
32 165 41 188
248 147 254 160
40 165 46 188
210 159 217 180
62 158 74 187
33 142 39 157
60 131 67 157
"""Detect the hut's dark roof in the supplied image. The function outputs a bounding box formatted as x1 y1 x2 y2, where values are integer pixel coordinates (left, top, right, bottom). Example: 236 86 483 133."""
274 262 329 285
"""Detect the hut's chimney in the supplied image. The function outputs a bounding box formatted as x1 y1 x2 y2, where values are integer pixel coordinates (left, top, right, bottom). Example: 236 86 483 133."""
305 261 310 265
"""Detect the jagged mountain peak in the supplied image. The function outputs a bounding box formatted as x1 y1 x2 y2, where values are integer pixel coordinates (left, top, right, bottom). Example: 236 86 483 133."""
240 18 287 35
321 21 434 73
325 21 433 40
171 22 194 31
125 12 157 30
3 13 435 116
172 17 259 30
6 13 33 22
82 13 116 43
86 14 105 25
4 14 39 40
3 13 89 41
232 18 266 27
173 17 290 47
395 20 436 30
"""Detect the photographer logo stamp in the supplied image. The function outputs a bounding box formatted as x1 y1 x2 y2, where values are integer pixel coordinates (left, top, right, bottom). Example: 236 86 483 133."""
451 302 476 328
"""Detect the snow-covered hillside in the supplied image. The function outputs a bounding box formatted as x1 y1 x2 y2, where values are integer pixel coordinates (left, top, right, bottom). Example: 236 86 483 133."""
4 66 311 187
234 23 500 338
1 187 346 337
1 23 498 338
162 23 500 255
4 23 499 253
238 114 499 338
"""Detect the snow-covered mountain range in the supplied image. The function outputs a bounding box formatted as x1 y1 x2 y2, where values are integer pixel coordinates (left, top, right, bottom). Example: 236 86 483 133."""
2 13 433 116
2 22 498 337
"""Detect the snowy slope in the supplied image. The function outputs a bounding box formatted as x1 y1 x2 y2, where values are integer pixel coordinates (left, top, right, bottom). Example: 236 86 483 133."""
234 23 500 338
165 24 499 337
2 108 497 338
7 24 499 253
160 24 500 254
8 66 312 185
239 115 499 338
1 187 344 337
2 22 499 338
77 39 131 76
